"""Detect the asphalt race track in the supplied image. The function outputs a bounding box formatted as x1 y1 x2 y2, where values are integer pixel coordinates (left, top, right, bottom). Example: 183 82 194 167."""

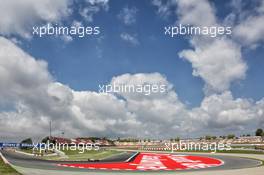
1 150 262 173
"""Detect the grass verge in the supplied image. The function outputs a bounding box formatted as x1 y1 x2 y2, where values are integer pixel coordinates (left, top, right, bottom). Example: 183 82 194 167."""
42 148 123 161
117 147 264 154
0 156 21 175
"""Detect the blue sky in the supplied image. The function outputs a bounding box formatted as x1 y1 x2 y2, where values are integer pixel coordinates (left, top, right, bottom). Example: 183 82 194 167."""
20 0 201 107
0 0 264 140
18 0 263 108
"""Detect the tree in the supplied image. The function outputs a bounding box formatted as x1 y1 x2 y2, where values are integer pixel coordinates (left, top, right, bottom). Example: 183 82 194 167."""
205 135 212 140
20 138 33 149
21 138 32 144
255 128 263 136
219 136 226 139
227 134 235 139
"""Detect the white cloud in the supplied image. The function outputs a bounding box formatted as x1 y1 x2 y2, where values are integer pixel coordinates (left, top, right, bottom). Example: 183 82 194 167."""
190 91 255 130
256 99 264 127
0 37 75 140
72 20 83 28
0 37 51 105
153 0 264 94
72 91 141 136
10 38 22 45
0 0 72 38
150 0 263 136
233 1 264 46
176 0 217 27
80 0 109 22
0 36 262 141
79 6 100 22
174 0 247 93
120 33 139 45
61 34 73 43
86 0 109 7
151 0 176 19
0 36 136 140
179 38 247 93
0 37 189 140
118 7 138 25
110 73 192 137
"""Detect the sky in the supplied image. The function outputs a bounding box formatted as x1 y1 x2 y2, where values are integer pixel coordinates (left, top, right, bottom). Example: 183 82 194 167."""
0 0 264 141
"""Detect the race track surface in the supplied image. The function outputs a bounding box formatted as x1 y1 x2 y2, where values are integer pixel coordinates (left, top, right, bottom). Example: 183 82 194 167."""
1 150 262 173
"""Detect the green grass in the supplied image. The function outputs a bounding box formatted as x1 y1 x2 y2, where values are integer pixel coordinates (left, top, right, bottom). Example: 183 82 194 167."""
217 150 264 154
19 148 54 154
63 149 123 161
43 148 124 161
19 148 54 158
0 157 21 175
19 149 33 154
155 149 264 154
169 149 264 154
175 149 264 154
231 145 255 149
120 147 264 154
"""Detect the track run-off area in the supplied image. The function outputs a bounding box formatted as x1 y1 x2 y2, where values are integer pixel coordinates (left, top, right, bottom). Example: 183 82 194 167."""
58 152 223 171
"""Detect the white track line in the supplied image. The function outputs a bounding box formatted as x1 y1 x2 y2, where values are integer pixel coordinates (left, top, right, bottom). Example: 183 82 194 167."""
125 152 139 162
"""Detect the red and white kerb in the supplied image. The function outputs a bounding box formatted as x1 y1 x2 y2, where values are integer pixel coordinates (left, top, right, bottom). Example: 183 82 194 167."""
58 152 224 171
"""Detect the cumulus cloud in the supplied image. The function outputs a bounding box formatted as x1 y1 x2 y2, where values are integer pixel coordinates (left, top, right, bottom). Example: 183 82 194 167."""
149 0 264 135
120 33 139 45
110 73 172 99
110 73 193 137
155 0 263 95
176 0 217 27
174 0 247 93
234 16 264 46
0 0 259 142
152 0 264 48
179 38 247 93
256 99 264 127
191 91 264 136
118 7 138 25
0 37 190 140
190 91 255 130
72 91 141 136
232 1 264 46
0 36 263 140
0 0 72 38
0 36 135 140
0 37 51 105
0 0 109 38
1 0 263 141
0 37 77 140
